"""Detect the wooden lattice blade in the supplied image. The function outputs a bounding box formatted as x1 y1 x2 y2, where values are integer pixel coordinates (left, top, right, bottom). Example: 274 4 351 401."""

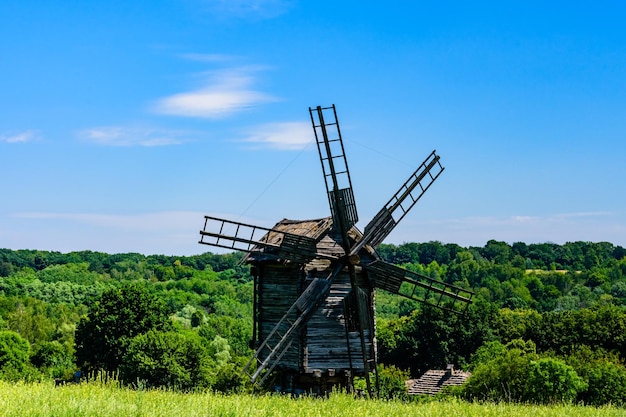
199 216 335 263
309 105 358 234
363 260 473 314
357 150 444 252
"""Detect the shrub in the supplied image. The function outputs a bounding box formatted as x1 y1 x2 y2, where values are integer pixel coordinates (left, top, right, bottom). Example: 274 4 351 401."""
75 284 171 372
0 331 30 372
377 364 411 400
461 339 586 404
462 343 534 402
565 346 626 406
0 330 40 381
120 330 213 391
524 358 586 404
580 359 626 406
30 340 75 378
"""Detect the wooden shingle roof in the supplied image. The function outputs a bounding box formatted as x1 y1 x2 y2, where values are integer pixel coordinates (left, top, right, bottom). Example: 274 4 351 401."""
243 217 375 264
269 218 333 241
406 366 471 396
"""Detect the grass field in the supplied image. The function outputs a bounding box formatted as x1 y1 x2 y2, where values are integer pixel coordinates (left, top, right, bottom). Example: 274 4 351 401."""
0 381 623 417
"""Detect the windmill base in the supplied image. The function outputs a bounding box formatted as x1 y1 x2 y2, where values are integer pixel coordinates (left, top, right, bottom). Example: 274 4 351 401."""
270 369 355 396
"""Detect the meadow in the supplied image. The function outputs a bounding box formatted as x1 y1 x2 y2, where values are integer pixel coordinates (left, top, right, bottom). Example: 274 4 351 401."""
0 381 623 417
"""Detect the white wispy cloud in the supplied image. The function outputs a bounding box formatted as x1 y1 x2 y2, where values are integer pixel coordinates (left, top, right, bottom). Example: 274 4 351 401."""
550 211 613 220
241 121 313 150
6 211 200 255
14 211 196 231
394 211 623 247
153 68 278 119
7 210 265 255
0 130 38 143
203 0 292 19
79 126 192 147
179 53 236 63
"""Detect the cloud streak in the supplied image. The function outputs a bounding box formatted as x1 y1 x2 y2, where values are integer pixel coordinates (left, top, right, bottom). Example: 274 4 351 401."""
154 68 277 119
0 130 38 143
241 121 313 150
79 126 192 146
5 210 625 256
6 211 207 255
392 211 624 247
203 0 292 19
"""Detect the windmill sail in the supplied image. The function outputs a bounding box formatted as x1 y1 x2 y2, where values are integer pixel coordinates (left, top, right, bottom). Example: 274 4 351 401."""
310 104 375 395
360 150 444 251
363 260 473 314
309 105 358 232
199 216 334 263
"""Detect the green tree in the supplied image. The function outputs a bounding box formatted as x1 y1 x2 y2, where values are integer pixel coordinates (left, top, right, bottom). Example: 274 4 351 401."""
30 340 75 378
0 330 33 380
480 240 513 264
378 301 497 376
0 330 30 372
565 345 626 406
75 284 171 372
462 341 535 403
467 340 506 371
377 364 410 400
462 340 586 405
525 357 586 404
120 330 212 391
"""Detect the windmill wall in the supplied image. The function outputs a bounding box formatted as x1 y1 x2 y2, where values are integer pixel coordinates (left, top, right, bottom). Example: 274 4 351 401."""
303 267 374 374
254 260 375 376
256 263 302 369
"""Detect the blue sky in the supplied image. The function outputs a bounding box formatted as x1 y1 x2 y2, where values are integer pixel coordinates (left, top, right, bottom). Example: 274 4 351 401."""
1 1 625 255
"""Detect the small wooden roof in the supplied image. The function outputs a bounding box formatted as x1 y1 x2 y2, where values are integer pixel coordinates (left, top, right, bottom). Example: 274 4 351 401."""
406 367 471 396
269 217 333 241
243 217 375 264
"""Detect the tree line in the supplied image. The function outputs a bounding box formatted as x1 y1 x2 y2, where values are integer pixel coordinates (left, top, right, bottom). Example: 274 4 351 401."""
0 241 625 405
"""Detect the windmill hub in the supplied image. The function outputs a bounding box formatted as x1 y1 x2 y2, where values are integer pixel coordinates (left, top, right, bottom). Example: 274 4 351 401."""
347 253 360 266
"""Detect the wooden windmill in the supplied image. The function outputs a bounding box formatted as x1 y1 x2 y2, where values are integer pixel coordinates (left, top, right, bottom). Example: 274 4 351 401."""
199 105 473 396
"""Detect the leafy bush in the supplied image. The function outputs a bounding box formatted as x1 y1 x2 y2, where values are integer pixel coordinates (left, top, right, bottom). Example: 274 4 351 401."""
525 358 586 404
75 283 172 372
0 330 40 381
0 330 30 372
377 364 411 400
467 340 506 371
462 341 534 402
30 341 66 368
462 339 586 404
120 330 213 391
565 346 626 406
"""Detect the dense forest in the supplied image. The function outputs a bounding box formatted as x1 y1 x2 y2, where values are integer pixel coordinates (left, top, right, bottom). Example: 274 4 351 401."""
1 240 626 405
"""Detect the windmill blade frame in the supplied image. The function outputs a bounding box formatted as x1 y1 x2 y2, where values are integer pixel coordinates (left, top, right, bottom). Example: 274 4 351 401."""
309 105 359 233
309 104 375 395
199 215 338 263
358 150 444 251
363 259 473 315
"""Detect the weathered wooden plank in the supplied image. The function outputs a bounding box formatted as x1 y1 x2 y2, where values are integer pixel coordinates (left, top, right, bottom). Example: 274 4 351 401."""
249 219 378 378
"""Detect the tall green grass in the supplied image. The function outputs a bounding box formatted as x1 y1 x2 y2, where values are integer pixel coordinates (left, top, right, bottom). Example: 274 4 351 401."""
0 381 622 417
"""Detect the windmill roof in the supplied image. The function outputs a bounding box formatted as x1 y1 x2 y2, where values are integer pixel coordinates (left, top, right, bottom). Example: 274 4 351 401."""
242 217 336 263
242 217 375 264
270 217 333 240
